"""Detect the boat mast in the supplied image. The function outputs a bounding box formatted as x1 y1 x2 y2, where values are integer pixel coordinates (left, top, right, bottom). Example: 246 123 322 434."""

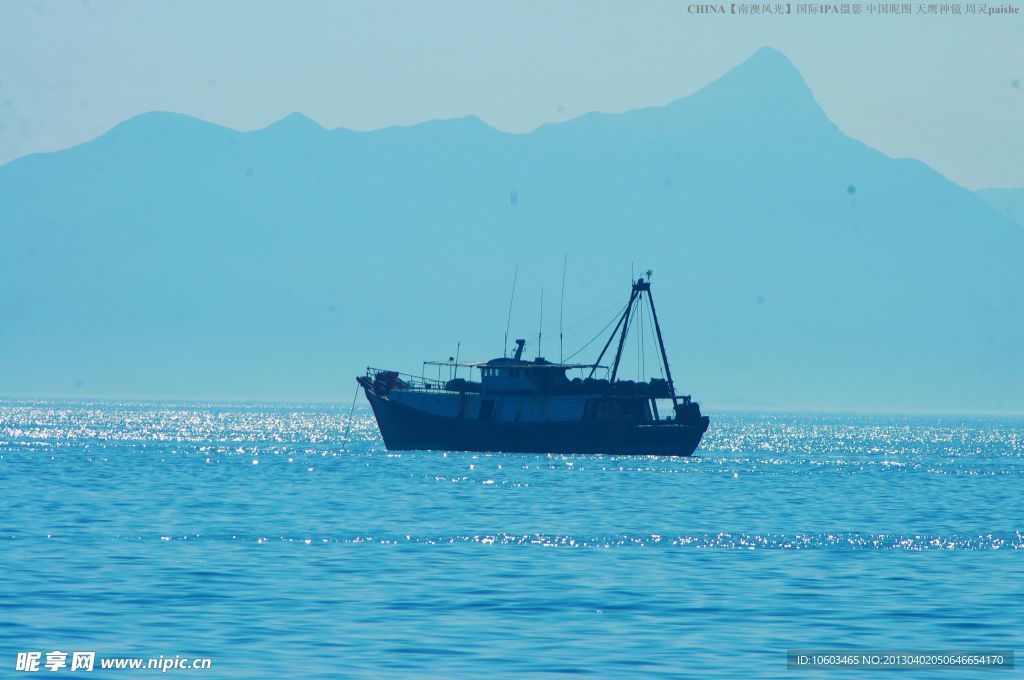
609 280 643 383
537 287 543 358
644 280 679 407
586 276 681 404
559 254 567 364
592 276 680 408
587 284 639 379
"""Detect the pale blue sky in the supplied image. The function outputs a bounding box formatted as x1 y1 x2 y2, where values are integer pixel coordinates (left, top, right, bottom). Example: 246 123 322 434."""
0 0 1021 189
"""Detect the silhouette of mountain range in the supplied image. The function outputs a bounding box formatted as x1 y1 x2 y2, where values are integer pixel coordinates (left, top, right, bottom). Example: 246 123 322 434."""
2 47 1022 412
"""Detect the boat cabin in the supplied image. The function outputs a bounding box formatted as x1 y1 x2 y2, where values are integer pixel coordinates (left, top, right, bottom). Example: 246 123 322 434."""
480 358 570 394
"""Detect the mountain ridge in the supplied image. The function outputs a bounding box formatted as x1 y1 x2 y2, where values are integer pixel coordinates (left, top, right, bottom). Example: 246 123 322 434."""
0 46 833 170
976 187 1024 228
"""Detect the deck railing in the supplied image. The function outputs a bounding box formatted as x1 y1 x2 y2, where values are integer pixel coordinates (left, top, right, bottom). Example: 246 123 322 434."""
365 367 675 399
365 367 453 392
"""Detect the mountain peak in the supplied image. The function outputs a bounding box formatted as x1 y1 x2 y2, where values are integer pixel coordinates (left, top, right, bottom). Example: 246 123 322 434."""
719 46 812 94
111 111 231 134
263 112 323 133
99 111 235 149
673 46 830 129
746 46 800 71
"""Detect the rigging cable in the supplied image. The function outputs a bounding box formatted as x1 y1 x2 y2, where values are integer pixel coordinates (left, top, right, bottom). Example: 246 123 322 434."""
503 264 518 357
563 299 630 363
340 382 360 455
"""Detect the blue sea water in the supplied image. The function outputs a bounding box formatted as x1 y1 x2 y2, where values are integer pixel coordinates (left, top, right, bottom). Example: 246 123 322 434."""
1 401 1022 678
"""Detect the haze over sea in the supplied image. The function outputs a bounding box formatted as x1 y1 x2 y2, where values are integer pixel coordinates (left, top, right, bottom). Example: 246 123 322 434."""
4 48 1023 414
1 401 1021 677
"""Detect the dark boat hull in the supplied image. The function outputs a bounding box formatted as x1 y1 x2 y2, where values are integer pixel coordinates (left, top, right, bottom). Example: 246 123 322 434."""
361 386 709 456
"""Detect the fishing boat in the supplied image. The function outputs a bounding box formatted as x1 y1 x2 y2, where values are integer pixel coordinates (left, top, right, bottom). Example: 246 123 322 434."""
357 276 709 456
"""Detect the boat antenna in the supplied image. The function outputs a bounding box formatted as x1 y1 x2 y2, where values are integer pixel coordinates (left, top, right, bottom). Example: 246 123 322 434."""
504 264 518 357
453 342 461 379
538 287 544 358
559 253 567 363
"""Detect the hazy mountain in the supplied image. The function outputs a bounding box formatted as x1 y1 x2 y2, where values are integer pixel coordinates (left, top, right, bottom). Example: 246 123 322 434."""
2 47 1022 413
976 188 1024 228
